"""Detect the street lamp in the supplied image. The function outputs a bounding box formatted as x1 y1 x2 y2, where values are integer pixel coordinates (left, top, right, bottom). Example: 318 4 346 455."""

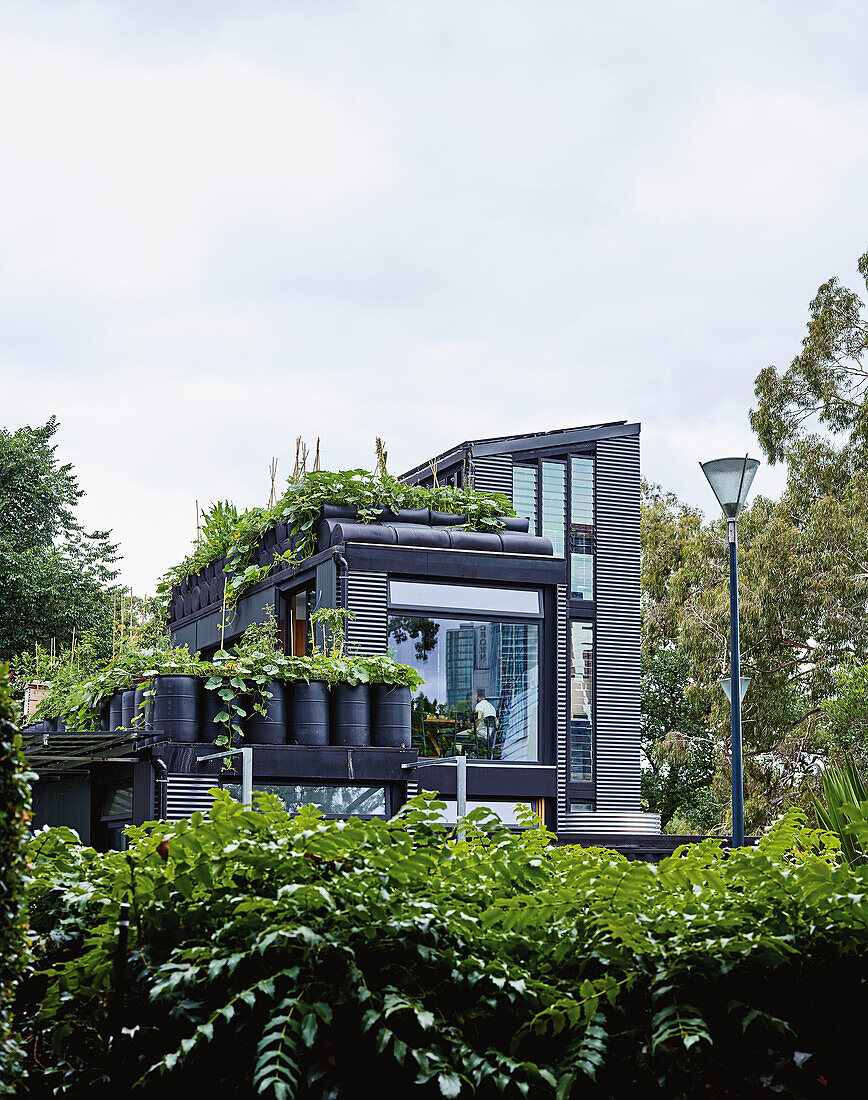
699 455 759 848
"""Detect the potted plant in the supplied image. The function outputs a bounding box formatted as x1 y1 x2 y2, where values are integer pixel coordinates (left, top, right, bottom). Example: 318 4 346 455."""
359 654 424 749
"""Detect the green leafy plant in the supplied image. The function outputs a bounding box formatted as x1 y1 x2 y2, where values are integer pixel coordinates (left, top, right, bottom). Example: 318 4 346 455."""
0 663 32 1091
13 802 868 1097
810 757 868 866
156 465 515 616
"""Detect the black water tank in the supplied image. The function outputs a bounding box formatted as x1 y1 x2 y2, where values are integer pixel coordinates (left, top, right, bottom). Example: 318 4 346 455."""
371 685 411 749
246 681 287 745
152 675 200 743
291 681 329 745
331 683 371 747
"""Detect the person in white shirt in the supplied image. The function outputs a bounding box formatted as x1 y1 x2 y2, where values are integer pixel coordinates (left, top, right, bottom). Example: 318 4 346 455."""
474 688 498 756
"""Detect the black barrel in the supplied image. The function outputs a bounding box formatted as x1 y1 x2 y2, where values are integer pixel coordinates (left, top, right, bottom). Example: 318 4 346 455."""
99 699 112 732
45 715 58 733
109 692 123 732
247 681 287 745
371 684 411 748
291 681 329 745
56 714 69 734
121 689 136 730
201 682 234 742
133 684 153 730
331 683 370 747
152 675 200 743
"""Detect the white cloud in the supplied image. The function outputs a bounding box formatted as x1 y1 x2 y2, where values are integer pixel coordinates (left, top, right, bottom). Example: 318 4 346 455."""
1 1 866 594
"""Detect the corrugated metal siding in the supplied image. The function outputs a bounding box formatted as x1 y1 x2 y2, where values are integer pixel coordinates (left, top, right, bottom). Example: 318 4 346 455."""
347 571 388 655
560 811 661 834
594 435 642 813
471 453 513 500
556 584 569 824
165 775 216 821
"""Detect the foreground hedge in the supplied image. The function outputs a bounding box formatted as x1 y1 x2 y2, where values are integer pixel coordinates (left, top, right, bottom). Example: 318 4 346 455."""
14 797 868 1097
0 664 31 1092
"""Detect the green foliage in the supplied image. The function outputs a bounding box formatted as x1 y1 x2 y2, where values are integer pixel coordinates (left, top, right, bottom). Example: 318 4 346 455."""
640 651 718 832
0 664 32 1089
811 758 868 866
0 417 121 663
819 659 868 757
640 476 868 831
13 800 868 1097
750 249 868 467
157 467 514 612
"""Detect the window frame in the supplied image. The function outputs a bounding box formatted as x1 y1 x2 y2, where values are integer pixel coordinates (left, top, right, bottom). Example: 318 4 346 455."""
386 579 551 765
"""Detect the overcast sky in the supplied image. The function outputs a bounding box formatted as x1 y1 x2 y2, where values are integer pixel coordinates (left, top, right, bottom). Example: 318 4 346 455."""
3 0 867 593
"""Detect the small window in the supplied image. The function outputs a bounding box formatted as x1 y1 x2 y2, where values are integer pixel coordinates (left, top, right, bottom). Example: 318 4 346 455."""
436 799 535 826
512 465 538 536
389 581 540 616
224 782 386 817
569 622 594 783
101 781 133 819
541 461 566 557
568 800 595 813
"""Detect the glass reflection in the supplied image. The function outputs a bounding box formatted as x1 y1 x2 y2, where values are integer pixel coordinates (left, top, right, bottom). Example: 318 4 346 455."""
388 615 539 761
542 461 566 557
570 457 594 600
225 783 386 816
569 621 593 782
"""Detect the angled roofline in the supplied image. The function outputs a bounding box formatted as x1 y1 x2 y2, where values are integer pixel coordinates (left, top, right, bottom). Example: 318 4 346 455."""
400 421 640 482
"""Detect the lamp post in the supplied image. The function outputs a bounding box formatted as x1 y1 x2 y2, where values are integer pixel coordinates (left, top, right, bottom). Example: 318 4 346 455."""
699 455 759 848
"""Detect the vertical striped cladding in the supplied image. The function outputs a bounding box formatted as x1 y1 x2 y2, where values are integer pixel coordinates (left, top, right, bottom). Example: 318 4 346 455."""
555 584 569 820
471 453 513 501
594 435 641 811
346 571 388 655
164 775 216 820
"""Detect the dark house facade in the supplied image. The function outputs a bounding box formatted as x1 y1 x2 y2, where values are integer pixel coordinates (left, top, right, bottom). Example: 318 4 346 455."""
27 420 659 846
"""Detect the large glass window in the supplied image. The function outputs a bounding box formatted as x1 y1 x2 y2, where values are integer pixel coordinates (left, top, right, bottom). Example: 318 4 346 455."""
541 461 566 557
224 783 386 817
512 465 538 536
570 457 594 600
569 622 593 783
388 615 539 761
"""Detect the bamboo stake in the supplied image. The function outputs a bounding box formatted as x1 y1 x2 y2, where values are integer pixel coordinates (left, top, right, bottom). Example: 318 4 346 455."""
195 499 200 546
268 458 278 508
313 439 321 472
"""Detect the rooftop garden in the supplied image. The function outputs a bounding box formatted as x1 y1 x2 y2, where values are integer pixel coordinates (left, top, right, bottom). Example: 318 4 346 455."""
154 460 514 614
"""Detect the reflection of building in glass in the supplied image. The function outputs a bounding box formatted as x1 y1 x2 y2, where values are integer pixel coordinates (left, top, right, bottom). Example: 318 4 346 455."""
445 624 476 708
569 622 593 781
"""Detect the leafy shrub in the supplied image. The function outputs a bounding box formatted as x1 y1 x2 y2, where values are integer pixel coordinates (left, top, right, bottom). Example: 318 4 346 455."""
0 664 32 1090
14 799 868 1097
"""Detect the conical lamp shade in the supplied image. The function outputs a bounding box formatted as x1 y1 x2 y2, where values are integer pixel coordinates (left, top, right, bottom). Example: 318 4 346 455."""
719 676 750 706
700 457 760 519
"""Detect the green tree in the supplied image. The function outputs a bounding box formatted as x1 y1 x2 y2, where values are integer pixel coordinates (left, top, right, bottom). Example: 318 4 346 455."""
751 249 868 467
0 418 121 664
640 477 868 832
640 650 717 832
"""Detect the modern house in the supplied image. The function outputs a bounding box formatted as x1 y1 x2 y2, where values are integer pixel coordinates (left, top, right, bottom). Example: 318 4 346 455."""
26 420 661 849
